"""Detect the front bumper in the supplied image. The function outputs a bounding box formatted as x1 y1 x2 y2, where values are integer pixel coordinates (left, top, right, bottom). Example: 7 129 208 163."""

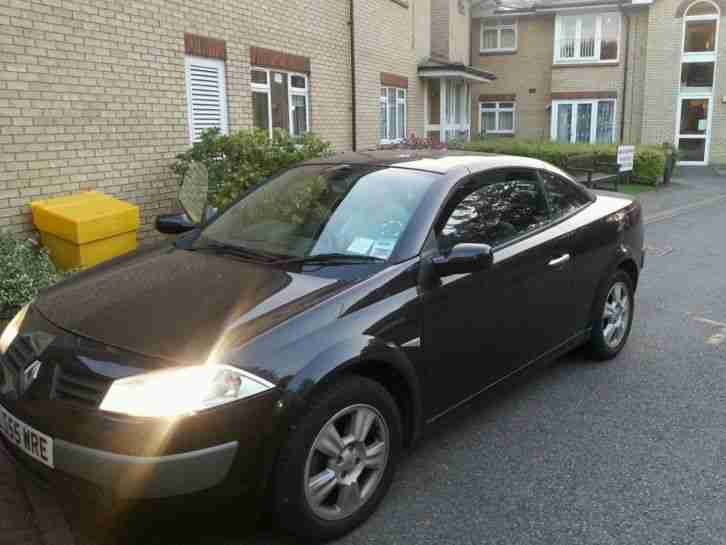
1 385 281 502
1 431 238 499
55 439 238 499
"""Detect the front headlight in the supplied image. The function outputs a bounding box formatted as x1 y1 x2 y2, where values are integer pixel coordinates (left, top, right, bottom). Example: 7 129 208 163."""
0 303 31 355
99 364 275 418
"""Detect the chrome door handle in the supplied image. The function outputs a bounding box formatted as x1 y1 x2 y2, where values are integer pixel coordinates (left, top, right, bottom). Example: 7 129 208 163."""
548 254 571 267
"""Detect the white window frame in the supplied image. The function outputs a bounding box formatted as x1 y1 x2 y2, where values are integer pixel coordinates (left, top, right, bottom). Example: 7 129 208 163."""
185 56 229 144
380 86 407 144
479 101 516 134
250 66 310 138
676 0 720 165
550 99 617 144
480 18 518 53
553 12 621 64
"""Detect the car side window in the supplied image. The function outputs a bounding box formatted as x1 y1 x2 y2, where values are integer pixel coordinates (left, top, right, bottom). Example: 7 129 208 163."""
438 169 550 249
541 170 592 220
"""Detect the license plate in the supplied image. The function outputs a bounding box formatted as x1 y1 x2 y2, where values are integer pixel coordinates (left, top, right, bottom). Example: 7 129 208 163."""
0 404 54 468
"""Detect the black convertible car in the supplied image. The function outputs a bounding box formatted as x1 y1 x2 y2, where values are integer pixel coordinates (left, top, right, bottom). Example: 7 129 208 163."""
0 151 643 541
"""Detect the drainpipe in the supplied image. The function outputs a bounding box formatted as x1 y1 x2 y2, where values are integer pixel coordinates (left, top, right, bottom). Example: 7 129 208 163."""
620 1 630 143
349 0 358 151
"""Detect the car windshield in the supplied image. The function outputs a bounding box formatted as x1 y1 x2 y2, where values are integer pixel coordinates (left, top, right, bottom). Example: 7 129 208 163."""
198 164 438 261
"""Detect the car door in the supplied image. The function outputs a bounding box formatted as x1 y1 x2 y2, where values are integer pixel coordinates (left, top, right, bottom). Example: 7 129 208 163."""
539 169 600 335
422 168 567 417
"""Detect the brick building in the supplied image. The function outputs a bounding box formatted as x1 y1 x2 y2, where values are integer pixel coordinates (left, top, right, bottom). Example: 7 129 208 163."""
0 0 491 239
4 0 717 242
470 0 726 166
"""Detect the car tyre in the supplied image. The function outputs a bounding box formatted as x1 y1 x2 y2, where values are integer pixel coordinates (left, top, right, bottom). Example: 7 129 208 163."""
272 375 402 542
587 270 635 361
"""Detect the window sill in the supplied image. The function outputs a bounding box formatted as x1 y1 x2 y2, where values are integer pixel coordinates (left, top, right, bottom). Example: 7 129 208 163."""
483 131 515 137
680 86 715 94
480 49 518 56
552 61 619 68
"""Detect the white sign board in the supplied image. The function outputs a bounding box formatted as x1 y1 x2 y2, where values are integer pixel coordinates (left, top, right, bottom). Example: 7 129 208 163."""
617 145 635 172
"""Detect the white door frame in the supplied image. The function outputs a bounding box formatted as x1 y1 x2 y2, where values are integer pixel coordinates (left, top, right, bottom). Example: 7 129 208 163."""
424 78 471 143
676 1 720 165
676 93 714 166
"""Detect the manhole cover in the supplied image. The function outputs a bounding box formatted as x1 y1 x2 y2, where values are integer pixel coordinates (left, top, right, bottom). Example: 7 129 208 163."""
644 244 673 257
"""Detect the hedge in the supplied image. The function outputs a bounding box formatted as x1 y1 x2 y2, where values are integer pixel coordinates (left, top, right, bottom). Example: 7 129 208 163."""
171 128 332 209
0 233 62 318
452 138 670 185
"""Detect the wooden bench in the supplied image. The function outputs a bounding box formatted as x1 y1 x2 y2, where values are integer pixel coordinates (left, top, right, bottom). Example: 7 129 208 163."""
564 153 623 191
564 146 677 190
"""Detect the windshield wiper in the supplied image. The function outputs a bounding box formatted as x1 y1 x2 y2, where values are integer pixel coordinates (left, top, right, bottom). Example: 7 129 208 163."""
189 241 281 263
273 253 386 266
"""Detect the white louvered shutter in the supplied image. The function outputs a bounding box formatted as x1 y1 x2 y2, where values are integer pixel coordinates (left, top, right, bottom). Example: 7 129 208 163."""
185 56 229 143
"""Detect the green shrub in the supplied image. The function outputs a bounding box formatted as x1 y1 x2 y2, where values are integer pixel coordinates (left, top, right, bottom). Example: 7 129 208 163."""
171 128 332 209
452 138 668 185
0 233 62 317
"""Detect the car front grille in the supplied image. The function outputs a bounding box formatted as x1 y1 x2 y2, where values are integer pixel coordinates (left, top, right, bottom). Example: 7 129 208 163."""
5 336 36 374
53 366 111 408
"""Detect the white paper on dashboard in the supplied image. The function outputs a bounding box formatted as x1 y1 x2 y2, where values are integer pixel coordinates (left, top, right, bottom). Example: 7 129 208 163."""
370 239 396 260
347 237 375 255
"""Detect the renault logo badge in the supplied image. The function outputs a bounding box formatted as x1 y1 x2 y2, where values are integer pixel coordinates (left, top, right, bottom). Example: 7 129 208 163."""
21 361 42 391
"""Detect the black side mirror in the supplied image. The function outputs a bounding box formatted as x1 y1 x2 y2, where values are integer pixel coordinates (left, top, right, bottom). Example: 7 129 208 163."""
155 212 197 235
433 243 493 277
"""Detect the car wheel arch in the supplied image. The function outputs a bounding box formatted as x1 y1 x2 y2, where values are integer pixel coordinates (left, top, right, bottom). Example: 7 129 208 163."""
285 339 423 448
588 252 639 325
617 258 639 292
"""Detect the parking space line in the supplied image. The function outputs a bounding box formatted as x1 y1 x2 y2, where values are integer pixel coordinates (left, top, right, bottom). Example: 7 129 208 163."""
692 316 726 346
644 194 726 226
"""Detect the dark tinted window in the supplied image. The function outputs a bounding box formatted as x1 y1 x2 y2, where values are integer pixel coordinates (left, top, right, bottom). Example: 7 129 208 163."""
541 171 591 219
439 169 549 248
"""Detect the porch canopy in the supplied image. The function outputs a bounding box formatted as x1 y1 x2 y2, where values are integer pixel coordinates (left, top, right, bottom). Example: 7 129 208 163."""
418 59 496 143
417 59 496 84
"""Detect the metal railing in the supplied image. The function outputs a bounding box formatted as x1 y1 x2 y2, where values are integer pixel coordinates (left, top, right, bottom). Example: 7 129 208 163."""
557 37 596 60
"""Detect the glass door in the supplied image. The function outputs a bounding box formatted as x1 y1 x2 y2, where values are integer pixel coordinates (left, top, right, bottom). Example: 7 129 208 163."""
575 103 593 142
677 96 711 164
441 80 471 143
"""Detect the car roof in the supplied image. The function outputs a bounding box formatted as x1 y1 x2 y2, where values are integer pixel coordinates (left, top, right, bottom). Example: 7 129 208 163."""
301 150 555 176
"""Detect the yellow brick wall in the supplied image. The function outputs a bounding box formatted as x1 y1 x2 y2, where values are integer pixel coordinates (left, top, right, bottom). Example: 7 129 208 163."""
640 0 681 150
431 0 450 59
413 0 432 137
711 7 726 163
472 11 650 144
0 0 421 240
448 0 471 65
640 0 726 163
470 16 554 139
354 0 421 150
622 9 650 145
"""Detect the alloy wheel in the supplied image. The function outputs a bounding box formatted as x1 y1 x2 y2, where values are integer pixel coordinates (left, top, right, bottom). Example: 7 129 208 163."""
602 281 631 349
304 404 390 521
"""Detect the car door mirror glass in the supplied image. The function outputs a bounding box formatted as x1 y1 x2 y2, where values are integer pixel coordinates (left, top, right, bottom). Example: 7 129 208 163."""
433 243 493 277
178 161 211 224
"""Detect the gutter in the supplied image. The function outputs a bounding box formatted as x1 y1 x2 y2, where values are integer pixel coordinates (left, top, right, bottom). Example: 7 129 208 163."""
620 0 630 142
349 0 357 152
491 0 653 15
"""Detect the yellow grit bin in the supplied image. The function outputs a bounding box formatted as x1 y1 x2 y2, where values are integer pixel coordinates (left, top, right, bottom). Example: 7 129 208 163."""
31 192 140 270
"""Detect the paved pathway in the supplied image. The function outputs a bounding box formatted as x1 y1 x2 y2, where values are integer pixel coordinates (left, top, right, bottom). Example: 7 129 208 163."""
0 443 75 545
0 443 42 545
637 166 726 218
